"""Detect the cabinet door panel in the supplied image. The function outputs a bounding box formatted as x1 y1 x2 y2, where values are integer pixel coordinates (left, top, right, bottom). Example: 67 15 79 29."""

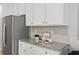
19 41 43 55
30 45 45 55
41 48 60 55
33 4 45 25
18 3 25 15
3 3 21 16
19 41 33 55
25 4 33 26
46 3 64 25
3 4 16 16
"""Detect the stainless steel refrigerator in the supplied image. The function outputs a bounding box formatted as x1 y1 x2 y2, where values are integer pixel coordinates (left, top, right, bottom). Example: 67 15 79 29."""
2 15 27 55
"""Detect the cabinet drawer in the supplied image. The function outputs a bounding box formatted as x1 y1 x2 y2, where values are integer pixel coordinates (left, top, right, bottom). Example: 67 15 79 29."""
40 48 60 55
19 49 35 55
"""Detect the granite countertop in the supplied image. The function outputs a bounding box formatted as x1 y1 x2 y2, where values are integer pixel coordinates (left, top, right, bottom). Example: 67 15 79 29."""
19 39 70 51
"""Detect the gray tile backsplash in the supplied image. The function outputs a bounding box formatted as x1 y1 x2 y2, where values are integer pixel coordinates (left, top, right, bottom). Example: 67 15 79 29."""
30 26 69 43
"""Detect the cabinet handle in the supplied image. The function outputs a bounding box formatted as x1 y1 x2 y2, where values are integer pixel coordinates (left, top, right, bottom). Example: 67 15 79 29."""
43 22 44 24
45 51 48 54
23 50 26 52
30 47 32 49
43 22 48 24
43 22 45 24
46 22 47 24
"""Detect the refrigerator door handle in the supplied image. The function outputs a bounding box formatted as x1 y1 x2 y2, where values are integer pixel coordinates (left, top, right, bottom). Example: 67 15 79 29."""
3 24 6 47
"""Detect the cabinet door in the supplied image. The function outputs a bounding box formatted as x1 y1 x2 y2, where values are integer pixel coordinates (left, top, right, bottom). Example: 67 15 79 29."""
19 41 42 55
41 48 60 55
2 3 20 16
33 3 45 26
19 41 33 55
17 3 26 15
64 4 70 25
12 3 19 15
46 3 64 25
25 4 33 26
30 45 45 55
12 3 25 16
2 3 15 16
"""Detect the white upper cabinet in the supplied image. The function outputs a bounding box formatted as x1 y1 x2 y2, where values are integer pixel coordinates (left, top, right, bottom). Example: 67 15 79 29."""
11 3 19 15
2 3 67 26
17 3 26 15
2 4 15 16
2 3 25 16
25 4 33 26
25 3 45 26
9 3 25 15
32 3 45 26
46 3 64 25
25 3 67 26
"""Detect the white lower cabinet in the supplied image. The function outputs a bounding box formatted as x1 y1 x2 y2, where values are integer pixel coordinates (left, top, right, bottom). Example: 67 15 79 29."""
19 41 43 55
19 41 60 55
